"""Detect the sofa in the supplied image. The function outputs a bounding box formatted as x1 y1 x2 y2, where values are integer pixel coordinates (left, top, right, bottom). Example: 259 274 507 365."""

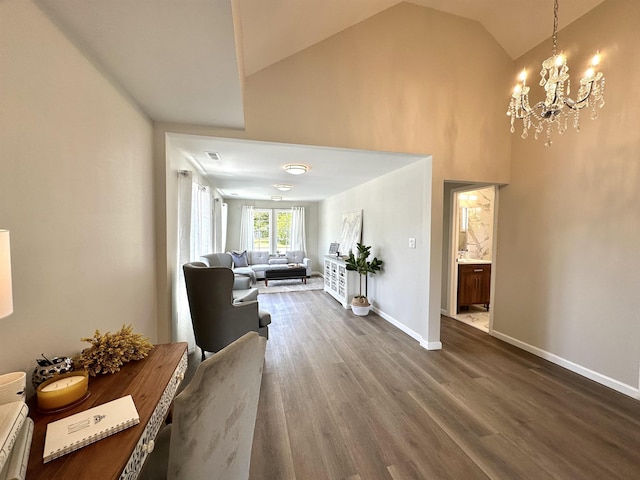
199 253 259 302
229 250 312 281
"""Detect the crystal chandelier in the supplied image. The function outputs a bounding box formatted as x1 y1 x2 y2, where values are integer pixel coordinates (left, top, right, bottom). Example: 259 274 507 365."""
507 0 605 146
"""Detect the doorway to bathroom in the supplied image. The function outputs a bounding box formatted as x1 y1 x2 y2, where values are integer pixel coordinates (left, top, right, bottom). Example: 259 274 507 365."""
442 183 497 333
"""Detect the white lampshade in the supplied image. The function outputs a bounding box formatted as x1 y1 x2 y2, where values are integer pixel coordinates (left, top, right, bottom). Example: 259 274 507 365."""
0 230 13 319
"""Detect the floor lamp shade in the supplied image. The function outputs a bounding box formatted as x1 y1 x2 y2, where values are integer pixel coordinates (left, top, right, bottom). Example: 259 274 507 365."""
0 230 13 318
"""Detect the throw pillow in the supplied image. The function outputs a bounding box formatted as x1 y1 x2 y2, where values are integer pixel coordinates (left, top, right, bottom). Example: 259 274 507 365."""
231 250 248 267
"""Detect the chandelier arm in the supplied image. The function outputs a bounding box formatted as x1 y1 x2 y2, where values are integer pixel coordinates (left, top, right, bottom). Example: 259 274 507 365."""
512 101 547 120
575 82 595 106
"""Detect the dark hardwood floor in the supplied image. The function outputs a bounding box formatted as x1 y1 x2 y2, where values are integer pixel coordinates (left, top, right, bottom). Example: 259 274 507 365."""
249 290 640 480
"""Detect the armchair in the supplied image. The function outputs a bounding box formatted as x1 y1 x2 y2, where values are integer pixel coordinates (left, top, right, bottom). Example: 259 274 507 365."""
183 263 270 361
139 332 266 480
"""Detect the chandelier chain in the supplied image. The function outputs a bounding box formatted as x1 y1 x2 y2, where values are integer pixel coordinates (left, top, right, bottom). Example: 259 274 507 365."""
552 0 559 56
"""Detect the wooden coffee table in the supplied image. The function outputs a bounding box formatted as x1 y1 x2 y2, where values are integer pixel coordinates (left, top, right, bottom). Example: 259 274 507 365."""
264 266 307 286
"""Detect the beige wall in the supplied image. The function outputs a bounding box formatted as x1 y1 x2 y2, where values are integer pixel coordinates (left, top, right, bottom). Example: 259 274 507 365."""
155 2 512 346
0 0 156 392
494 0 640 392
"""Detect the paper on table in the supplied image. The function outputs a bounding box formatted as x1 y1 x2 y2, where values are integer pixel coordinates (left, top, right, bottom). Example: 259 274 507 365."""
43 395 139 463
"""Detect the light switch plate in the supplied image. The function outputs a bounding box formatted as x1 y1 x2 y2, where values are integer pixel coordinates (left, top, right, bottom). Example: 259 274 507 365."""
409 237 416 249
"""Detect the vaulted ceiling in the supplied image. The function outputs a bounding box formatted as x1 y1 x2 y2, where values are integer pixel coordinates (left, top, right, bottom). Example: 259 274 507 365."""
35 0 605 200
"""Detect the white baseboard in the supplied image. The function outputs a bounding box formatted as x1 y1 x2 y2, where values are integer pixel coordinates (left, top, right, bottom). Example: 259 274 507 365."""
491 329 639 400
440 308 448 316
371 307 442 351
420 340 443 350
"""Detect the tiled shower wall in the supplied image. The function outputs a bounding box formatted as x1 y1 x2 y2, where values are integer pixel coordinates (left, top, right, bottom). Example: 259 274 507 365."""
461 186 494 260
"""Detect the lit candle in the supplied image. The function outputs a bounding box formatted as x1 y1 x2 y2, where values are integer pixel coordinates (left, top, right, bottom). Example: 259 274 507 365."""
518 69 527 84
37 371 89 411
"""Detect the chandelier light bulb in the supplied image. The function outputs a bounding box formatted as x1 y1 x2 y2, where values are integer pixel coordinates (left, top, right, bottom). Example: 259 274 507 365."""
518 70 527 82
585 67 595 79
555 54 565 67
591 52 601 66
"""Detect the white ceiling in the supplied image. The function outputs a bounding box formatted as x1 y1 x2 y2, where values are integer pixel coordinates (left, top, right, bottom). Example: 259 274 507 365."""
169 134 426 201
36 0 605 200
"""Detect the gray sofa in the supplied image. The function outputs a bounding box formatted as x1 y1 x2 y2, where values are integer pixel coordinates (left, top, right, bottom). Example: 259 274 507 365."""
199 253 258 302
231 250 312 280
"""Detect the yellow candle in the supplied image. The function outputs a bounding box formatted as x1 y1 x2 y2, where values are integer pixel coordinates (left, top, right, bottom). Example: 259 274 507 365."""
37 371 89 411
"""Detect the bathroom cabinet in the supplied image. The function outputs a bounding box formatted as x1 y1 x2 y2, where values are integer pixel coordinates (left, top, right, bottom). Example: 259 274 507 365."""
457 263 491 312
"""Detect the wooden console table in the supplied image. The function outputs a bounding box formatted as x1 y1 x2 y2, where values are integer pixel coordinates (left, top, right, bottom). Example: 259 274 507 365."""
26 342 188 480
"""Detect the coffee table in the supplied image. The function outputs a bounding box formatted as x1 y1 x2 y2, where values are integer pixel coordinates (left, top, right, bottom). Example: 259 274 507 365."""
264 266 307 286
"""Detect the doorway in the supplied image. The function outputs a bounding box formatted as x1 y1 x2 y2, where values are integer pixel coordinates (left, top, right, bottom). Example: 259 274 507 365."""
442 184 497 332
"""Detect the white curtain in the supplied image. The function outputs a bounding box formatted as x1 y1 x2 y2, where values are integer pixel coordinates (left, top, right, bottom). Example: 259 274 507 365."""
176 171 196 351
291 206 307 252
175 174 213 352
239 205 254 252
190 182 212 260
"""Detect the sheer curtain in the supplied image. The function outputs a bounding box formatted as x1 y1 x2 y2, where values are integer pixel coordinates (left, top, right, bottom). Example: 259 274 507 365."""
190 182 212 260
291 206 307 253
176 171 195 351
239 205 254 252
175 174 213 351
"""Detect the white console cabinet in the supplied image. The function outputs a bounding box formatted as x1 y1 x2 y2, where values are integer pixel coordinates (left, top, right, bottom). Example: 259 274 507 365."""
323 255 357 308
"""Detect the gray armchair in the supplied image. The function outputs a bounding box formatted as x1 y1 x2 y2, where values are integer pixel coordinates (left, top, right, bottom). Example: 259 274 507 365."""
139 332 266 480
183 262 270 361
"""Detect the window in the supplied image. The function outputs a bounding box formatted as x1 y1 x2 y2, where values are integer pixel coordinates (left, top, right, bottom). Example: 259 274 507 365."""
251 209 293 253
253 209 271 252
276 210 292 252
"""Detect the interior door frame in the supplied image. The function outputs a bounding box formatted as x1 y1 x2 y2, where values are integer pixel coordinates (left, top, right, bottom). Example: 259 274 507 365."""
446 184 498 328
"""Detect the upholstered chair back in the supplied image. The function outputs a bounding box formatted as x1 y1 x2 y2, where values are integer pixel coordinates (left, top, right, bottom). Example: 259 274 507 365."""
183 263 270 359
140 332 267 480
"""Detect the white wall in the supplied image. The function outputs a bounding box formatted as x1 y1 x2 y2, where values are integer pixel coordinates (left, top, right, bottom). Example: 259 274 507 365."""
0 0 155 392
319 159 433 343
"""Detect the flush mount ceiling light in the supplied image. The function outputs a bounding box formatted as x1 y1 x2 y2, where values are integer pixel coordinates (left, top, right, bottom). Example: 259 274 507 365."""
274 184 292 191
507 0 605 146
271 196 282 201
284 164 308 175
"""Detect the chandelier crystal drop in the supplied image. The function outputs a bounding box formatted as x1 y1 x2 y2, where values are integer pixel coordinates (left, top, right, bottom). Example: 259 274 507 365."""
507 0 605 146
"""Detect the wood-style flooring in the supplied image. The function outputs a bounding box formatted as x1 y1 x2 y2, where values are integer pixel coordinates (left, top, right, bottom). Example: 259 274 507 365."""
249 290 640 480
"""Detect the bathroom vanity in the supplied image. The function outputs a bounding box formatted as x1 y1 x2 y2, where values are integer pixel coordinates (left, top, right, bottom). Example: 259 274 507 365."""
457 260 491 313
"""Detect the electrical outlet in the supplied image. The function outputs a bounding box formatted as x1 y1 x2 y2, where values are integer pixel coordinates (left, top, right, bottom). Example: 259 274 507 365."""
409 237 416 249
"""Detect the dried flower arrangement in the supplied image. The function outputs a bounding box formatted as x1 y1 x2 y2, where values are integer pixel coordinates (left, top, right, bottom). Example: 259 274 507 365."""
73 324 153 376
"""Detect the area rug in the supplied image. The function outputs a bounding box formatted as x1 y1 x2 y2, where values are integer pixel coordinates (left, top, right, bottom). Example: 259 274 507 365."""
258 275 324 294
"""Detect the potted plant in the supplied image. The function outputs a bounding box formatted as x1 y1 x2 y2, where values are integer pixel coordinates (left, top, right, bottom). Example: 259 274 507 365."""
345 243 383 316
